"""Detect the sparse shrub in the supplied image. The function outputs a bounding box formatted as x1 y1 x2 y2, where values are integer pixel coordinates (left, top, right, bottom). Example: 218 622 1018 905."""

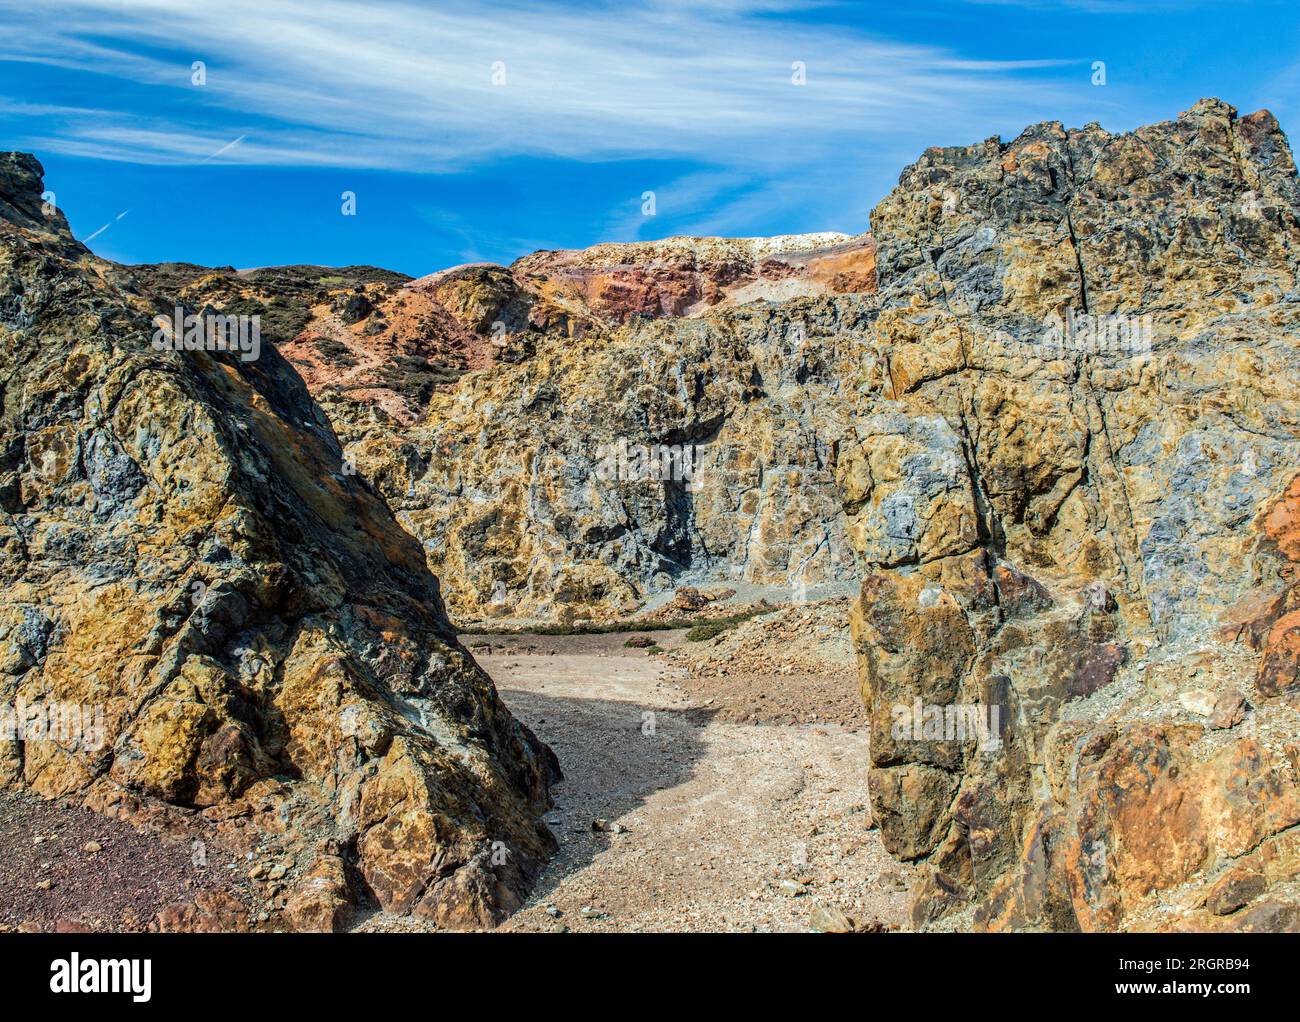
376 354 463 405
336 292 373 324
685 620 730 642
313 336 358 366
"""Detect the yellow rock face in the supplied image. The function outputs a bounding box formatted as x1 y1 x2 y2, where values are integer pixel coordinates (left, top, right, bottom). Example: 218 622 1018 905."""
0 153 557 929
838 100 1300 931
10 94 1300 933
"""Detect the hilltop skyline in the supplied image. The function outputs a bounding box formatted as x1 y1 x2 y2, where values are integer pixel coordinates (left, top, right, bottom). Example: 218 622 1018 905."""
3 0 1297 274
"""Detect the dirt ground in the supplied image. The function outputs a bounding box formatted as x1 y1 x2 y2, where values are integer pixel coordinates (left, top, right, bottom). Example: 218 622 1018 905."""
3 610 910 935
0 789 261 932
655 599 869 728
470 628 912 933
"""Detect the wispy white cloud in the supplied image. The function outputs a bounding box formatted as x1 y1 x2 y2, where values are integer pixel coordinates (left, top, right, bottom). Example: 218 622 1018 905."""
957 0 1226 10
3 0 1086 172
600 170 754 241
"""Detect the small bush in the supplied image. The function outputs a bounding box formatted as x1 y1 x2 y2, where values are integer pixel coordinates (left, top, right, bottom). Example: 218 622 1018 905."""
624 635 654 648
313 335 358 366
685 620 730 642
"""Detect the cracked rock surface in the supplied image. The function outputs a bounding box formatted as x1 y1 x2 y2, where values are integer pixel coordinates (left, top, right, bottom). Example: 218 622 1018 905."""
0 152 557 930
26 96 1300 931
838 98 1300 930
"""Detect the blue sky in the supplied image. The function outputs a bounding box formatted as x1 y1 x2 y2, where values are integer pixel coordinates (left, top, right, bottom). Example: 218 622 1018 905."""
2 0 1296 276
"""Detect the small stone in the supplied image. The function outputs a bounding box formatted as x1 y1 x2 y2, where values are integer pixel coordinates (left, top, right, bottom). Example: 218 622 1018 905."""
83 840 102 854
591 819 628 834
809 903 855 933
36 879 53 891
579 905 607 919
1210 689 1247 729
545 904 562 918
1206 869 1267 915
779 879 805 897
1178 689 1218 717
267 862 289 881
249 864 267 880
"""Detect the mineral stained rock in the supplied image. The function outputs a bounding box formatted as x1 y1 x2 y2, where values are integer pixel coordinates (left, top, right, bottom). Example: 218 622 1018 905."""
0 152 557 930
40 95 1300 932
839 98 1300 931
347 235 878 623
138 232 877 623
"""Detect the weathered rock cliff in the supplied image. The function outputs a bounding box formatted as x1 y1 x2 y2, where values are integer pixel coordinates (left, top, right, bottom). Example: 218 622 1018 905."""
355 235 878 622
0 153 557 930
839 98 1300 930
140 232 878 623
105 97 1300 930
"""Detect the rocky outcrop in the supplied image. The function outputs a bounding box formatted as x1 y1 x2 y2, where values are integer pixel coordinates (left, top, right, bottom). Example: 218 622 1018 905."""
128 262 473 429
31 94 1300 932
139 233 877 623
0 154 557 929
357 239 874 622
357 293 869 622
837 98 1300 931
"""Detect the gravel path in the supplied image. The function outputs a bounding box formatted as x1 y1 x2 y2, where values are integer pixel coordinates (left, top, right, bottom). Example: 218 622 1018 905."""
478 632 913 933
4 628 909 934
